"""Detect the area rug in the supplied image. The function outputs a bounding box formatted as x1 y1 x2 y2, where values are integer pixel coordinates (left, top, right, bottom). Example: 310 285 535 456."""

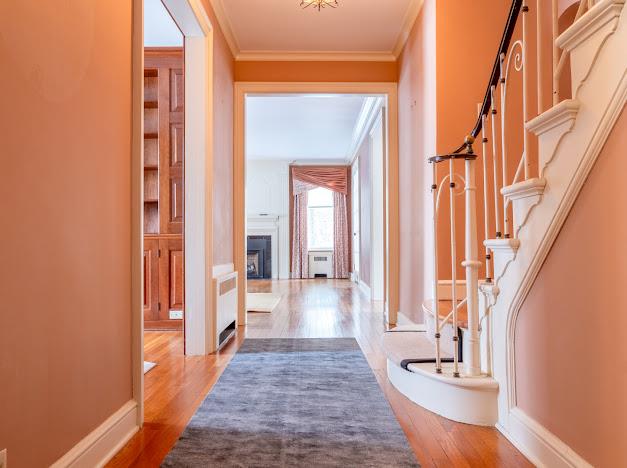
246 292 282 313
162 338 419 467
143 361 157 374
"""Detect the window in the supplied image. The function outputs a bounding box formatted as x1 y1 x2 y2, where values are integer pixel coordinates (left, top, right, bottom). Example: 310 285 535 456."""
307 187 334 251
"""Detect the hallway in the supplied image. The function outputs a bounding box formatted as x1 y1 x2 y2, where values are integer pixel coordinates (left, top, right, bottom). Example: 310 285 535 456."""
109 280 530 467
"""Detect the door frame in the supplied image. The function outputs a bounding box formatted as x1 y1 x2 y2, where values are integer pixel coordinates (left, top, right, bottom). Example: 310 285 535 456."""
351 159 360 283
233 82 400 327
131 0 215 426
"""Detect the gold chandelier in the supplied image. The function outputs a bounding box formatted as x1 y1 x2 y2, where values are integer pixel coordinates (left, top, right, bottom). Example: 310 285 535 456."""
300 0 339 11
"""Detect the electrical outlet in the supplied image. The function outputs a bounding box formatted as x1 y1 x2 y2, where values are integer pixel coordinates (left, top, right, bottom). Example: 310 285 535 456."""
169 310 183 320
0 448 7 468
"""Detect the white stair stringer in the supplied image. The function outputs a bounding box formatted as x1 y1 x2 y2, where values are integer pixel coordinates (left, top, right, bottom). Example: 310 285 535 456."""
489 5 626 467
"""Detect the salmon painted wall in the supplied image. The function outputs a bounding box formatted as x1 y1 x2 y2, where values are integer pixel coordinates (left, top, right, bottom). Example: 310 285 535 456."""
0 2 132 467
434 0 512 281
397 1 437 322
201 0 235 266
515 108 627 467
234 60 397 83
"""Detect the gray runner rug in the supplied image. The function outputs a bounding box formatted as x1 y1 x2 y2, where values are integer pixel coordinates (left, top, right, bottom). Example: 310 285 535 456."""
162 338 419 467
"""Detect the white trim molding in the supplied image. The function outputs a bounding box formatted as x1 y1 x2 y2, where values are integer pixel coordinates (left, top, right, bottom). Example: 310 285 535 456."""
498 408 593 468
347 97 383 163
51 401 139 468
236 51 397 62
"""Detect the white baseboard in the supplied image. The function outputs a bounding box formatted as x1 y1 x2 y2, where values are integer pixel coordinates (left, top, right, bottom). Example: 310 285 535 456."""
213 263 234 278
51 400 139 468
497 407 592 468
358 279 371 298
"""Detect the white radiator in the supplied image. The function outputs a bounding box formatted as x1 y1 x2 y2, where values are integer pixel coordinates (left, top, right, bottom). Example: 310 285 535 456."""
308 251 334 278
213 271 238 348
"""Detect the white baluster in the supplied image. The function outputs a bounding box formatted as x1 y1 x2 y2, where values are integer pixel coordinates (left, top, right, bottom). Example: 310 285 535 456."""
498 55 511 238
449 158 460 378
537 0 545 114
431 163 442 373
522 0 531 180
489 85 502 238
463 152 481 377
478 106 492 282
552 0 560 104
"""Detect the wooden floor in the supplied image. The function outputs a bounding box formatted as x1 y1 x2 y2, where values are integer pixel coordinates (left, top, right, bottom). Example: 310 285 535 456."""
108 279 531 467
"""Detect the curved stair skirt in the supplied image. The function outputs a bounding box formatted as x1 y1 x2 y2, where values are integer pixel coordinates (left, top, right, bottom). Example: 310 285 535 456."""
383 326 498 426
387 359 498 426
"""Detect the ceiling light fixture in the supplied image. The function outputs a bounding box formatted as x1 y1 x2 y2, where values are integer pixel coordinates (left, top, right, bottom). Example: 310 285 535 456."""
300 0 339 11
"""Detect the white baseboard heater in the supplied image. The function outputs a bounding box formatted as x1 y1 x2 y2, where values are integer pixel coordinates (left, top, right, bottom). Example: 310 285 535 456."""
213 271 238 349
309 251 334 278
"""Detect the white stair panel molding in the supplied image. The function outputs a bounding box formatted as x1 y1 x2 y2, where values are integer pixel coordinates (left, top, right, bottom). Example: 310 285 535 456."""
526 100 580 174
501 178 546 236
556 0 625 97
484 238 520 283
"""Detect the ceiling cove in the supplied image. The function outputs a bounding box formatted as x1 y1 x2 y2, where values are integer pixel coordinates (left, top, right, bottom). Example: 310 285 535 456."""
209 0 423 61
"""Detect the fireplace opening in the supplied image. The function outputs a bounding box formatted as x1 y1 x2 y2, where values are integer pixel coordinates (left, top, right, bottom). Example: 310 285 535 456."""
247 235 272 279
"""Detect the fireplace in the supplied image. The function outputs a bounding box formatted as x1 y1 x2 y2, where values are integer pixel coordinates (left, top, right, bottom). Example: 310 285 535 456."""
247 235 272 279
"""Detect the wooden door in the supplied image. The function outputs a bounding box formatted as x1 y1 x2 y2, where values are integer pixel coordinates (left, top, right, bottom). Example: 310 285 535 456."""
144 48 185 331
146 49 184 236
159 238 185 315
143 238 160 321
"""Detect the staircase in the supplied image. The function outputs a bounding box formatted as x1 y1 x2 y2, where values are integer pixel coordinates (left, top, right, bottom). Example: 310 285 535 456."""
384 0 626 462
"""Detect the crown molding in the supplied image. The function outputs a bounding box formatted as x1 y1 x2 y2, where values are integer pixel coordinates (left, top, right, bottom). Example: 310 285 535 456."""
393 0 424 57
235 51 397 62
208 0 240 58
211 0 423 62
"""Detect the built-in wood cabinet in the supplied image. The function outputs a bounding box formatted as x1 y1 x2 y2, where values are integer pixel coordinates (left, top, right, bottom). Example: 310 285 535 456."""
143 48 185 330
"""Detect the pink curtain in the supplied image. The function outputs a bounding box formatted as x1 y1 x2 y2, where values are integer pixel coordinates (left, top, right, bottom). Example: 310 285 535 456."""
333 191 350 279
291 191 309 279
292 166 348 194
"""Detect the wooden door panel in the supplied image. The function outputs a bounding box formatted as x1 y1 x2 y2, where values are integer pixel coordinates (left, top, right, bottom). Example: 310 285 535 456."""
158 238 184 321
170 176 184 225
170 68 184 112
169 247 184 310
143 238 159 321
170 123 184 166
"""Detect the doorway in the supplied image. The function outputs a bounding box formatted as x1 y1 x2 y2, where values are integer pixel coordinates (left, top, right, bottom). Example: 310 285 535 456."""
132 0 215 424
234 84 399 328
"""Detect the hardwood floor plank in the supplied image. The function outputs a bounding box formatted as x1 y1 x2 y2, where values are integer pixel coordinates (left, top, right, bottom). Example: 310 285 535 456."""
107 279 530 467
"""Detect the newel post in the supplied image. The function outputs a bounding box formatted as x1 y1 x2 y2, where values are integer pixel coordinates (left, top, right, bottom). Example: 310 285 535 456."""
462 137 482 377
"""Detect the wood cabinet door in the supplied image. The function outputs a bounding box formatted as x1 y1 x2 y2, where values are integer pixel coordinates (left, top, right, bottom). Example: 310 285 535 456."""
158 238 184 320
145 49 184 236
143 238 160 321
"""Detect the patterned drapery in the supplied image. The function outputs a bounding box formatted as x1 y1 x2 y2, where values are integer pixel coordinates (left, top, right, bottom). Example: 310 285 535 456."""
292 166 348 195
290 191 309 279
290 165 351 280
333 191 350 279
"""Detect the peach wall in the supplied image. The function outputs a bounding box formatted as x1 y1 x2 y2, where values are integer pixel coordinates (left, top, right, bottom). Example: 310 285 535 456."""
0 2 132 467
515 108 627 467
397 1 437 323
200 0 235 265
434 0 512 280
234 60 397 83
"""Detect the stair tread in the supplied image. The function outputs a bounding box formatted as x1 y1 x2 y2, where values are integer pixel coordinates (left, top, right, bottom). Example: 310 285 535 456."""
381 327 450 368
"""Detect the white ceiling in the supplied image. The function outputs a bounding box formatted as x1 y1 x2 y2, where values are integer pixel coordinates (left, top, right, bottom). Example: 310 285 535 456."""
246 95 369 161
212 0 420 59
144 0 183 47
